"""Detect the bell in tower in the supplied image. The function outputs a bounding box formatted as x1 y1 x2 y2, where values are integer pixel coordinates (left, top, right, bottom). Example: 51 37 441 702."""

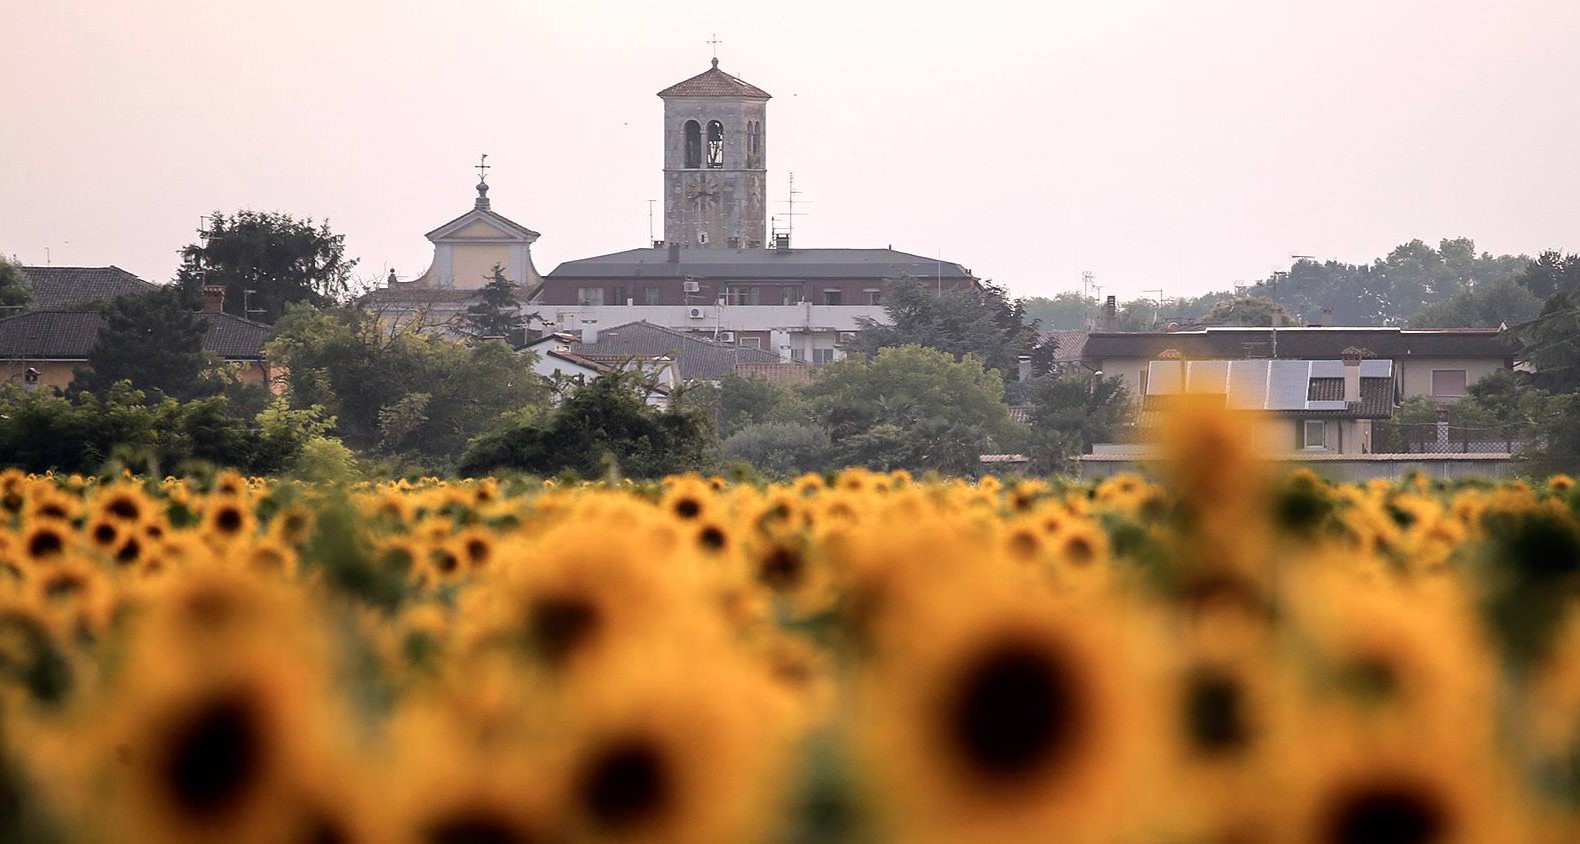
658 57 770 249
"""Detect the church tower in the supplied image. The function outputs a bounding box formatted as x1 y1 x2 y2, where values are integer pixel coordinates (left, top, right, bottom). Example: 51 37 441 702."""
658 58 770 249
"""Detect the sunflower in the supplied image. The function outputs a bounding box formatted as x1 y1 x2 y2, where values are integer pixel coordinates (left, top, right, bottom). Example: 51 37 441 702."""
854 587 1155 844
659 476 713 523
201 499 256 545
19 519 72 566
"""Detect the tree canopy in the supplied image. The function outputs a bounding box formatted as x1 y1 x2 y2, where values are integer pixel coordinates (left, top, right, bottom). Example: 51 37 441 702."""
265 303 551 467
77 288 211 400
177 210 357 323
850 278 1054 380
0 255 31 312
458 264 533 339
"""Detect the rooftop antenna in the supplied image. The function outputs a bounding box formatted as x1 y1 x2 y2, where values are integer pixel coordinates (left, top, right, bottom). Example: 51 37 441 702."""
1144 288 1164 327
776 171 809 242
647 199 656 243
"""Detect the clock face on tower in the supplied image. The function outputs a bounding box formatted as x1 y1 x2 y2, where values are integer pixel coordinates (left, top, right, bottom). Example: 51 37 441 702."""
687 174 721 210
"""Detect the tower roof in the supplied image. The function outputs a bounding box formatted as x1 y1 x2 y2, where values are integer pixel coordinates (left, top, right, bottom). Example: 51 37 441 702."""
657 59 771 99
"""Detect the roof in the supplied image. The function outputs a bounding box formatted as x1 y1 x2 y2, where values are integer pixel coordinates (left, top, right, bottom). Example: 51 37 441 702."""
0 310 271 361
1046 330 1088 362
18 266 157 309
423 206 540 242
547 246 973 282
524 320 782 381
1082 327 1517 361
657 61 771 99
1140 358 1395 419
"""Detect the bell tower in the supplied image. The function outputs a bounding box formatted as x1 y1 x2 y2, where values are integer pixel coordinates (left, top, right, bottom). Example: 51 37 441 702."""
658 58 770 249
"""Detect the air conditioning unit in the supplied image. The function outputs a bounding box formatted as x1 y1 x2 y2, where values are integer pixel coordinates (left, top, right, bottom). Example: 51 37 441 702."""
688 307 706 319
683 280 701 293
718 331 735 343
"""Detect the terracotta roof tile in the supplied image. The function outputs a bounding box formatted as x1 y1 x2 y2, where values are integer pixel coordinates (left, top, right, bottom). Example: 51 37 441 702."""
18 266 157 309
657 62 771 99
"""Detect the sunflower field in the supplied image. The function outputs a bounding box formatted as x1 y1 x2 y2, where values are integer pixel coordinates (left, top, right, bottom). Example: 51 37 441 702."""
1 406 1580 844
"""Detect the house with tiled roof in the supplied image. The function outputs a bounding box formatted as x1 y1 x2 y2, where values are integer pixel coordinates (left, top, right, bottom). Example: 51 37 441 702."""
0 290 276 392
519 320 803 386
17 266 157 310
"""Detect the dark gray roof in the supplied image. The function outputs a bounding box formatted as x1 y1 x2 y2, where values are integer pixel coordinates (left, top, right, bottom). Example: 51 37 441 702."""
1047 330 1088 362
18 266 158 309
547 247 974 282
0 310 271 361
1082 327 1517 361
527 320 781 381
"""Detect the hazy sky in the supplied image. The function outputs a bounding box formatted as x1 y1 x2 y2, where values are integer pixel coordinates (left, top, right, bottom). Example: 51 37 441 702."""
3 0 1578 302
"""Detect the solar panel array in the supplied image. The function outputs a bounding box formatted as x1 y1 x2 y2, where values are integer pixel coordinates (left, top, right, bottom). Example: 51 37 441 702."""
1145 359 1393 412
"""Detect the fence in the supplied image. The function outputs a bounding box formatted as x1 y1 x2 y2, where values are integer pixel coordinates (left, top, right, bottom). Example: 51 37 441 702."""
1371 421 1529 455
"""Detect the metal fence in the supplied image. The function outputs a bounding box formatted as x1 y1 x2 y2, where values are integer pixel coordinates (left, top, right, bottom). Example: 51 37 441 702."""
1371 422 1529 455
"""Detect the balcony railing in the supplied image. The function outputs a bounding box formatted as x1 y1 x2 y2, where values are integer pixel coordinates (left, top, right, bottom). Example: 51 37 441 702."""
1370 422 1529 455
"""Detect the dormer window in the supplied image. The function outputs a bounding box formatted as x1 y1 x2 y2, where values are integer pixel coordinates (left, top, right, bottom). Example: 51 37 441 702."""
706 120 724 168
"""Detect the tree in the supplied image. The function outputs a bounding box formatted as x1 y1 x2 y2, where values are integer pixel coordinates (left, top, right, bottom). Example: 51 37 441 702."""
458 369 714 478
1021 292 1096 331
176 210 357 323
804 344 1014 473
716 373 810 437
1411 276 1543 328
459 264 534 339
1523 294 1580 394
0 255 31 312
721 422 831 476
76 288 210 399
1515 251 1580 301
265 303 552 466
850 278 1055 381
1202 295 1297 327
1023 373 1132 474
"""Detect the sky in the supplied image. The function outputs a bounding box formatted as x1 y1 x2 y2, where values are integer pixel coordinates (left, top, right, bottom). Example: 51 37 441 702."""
3 0 1578 303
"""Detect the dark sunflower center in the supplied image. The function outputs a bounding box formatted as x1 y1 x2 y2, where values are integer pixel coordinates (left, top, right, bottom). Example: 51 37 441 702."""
1008 532 1040 559
28 530 64 558
107 497 140 521
115 538 142 565
160 693 265 817
1184 669 1251 755
529 596 599 665
465 539 490 565
423 811 533 844
1323 783 1448 844
758 547 805 589
698 526 727 551
92 523 118 545
578 738 672 832
946 639 1079 784
1064 536 1095 565
674 498 701 519
215 508 244 534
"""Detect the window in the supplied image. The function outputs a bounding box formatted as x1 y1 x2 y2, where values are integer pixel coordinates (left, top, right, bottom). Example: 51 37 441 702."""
740 336 762 350
643 287 661 305
1432 369 1468 397
790 348 806 363
865 289 882 305
706 120 724 168
746 121 762 169
1302 420 1328 450
683 120 701 169
822 290 843 306
780 286 800 305
725 286 759 306
813 348 836 365
577 287 605 306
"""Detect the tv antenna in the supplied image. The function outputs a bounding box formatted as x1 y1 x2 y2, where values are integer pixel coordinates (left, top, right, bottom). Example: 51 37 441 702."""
774 171 809 241
647 199 656 243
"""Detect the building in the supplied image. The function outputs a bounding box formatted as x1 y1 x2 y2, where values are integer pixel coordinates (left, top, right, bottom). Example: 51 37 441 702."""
366 174 541 334
523 333 673 409
1080 326 1519 404
533 58 981 364
16 265 157 309
0 303 275 391
517 320 795 384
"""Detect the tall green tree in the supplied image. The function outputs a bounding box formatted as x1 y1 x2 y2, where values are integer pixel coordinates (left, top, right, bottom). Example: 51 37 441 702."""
177 210 357 323
1202 295 1297 327
0 255 31 312
1411 276 1544 328
77 288 210 399
265 303 551 466
851 278 1055 380
458 264 534 339
805 344 1014 473
1024 373 1132 474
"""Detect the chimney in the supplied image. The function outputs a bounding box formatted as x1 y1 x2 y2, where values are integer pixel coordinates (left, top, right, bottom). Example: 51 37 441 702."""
1341 346 1364 403
775 233 790 253
582 320 599 345
1102 295 1117 331
666 242 681 263
1322 307 1333 327
653 239 665 249
1017 355 1032 382
201 284 226 313
386 269 398 288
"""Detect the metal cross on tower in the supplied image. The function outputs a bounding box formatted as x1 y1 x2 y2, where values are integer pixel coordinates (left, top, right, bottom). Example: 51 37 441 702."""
476 153 490 183
707 34 722 61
